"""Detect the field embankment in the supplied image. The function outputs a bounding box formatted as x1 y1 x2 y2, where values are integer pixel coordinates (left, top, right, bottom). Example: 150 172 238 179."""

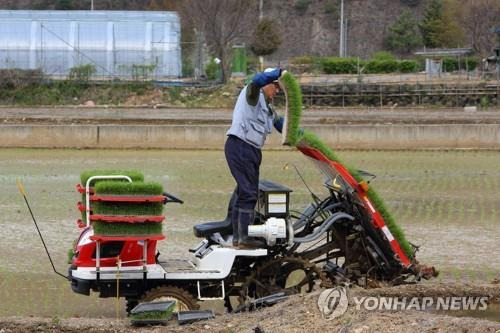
0 107 499 149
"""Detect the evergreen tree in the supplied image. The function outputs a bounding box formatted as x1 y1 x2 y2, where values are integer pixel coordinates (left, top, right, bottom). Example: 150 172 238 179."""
419 0 464 48
386 10 423 54
419 0 444 48
250 18 283 57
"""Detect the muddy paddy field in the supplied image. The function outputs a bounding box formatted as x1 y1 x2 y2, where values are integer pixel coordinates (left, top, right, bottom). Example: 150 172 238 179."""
0 148 499 331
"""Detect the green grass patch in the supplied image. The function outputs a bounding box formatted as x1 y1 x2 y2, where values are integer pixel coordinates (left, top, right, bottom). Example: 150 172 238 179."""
93 221 163 236
280 71 302 145
94 181 163 196
80 170 144 186
92 202 164 216
284 73 414 259
130 309 174 321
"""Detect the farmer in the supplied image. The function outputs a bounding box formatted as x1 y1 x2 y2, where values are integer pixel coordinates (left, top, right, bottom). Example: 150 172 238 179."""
225 67 285 249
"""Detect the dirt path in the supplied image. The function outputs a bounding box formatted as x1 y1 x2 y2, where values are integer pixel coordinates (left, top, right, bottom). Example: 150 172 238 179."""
1 283 498 333
1 107 499 125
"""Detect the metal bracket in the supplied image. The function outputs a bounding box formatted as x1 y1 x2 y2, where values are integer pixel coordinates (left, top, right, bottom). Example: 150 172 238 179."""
85 175 132 227
197 280 225 301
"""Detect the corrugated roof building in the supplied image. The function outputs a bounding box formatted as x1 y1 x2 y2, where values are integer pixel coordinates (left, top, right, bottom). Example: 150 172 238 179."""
0 10 181 79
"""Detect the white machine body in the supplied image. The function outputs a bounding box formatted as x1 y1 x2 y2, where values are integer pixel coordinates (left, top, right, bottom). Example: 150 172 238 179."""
248 217 287 246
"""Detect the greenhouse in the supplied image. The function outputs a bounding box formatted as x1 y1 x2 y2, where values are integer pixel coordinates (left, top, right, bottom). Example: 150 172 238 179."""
0 10 181 79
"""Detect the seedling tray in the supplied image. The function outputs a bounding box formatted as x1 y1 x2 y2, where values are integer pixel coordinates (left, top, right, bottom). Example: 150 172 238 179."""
90 215 164 223
93 221 163 236
130 301 176 326
90 195 166 203
80 170 144 187
90 235 165 241
177 310 215 325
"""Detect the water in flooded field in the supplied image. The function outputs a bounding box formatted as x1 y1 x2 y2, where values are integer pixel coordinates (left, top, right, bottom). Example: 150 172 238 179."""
0 148 499 317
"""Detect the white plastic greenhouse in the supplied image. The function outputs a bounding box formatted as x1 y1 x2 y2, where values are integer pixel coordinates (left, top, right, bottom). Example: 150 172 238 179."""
0 10 181 79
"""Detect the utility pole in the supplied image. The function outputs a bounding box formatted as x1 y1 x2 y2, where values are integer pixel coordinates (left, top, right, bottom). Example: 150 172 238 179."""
259 0 264 70
339 0 344 57
343 18 348 57
91 0 94 10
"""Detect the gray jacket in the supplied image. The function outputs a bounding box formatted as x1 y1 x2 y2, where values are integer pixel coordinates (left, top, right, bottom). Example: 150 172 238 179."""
227 85 275 149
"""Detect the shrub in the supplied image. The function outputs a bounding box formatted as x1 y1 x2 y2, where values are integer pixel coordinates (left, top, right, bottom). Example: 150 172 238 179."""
320 57 359 74
466 57 479 71
290 56 315 65
0 69 44 88
68 64 96 81
398 60 420 73
182 58 194 77
289 56 321 73
364 60 399 73
132 64 156 81
442 58 458 72
372 51 397 61
442 57 479 72
246 56 259 73
205 58 219 81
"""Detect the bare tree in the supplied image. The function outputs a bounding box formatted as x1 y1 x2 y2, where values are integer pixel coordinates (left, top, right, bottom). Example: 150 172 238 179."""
458 0 500 56
181 0 256 83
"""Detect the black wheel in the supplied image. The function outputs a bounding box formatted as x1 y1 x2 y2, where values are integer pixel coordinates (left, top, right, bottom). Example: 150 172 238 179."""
140 285 199 312
238 256 327 309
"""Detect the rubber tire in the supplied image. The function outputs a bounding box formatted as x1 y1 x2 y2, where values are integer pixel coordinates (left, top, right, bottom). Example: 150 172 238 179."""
140 285 199 311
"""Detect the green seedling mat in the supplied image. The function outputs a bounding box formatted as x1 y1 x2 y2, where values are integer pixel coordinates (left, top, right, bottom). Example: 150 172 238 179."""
130 301 175 326
94 181 163 196
92 201 164 216
80 170 144 186
93 221 163 236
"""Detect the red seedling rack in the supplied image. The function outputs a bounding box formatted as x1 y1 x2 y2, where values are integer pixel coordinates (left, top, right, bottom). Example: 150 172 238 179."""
90 215 165 223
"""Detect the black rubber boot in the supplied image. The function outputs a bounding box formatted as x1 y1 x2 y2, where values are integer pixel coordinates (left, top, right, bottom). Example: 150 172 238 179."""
231 207 239 247
238 208 265 249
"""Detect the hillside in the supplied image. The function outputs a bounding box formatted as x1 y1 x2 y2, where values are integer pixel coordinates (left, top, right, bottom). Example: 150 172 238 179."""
0 0 497 59
0 0 426 59
264 0 425 59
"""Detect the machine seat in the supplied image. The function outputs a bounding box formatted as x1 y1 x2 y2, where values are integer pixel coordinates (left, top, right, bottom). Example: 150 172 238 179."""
193 192 236 238
193 217 232 238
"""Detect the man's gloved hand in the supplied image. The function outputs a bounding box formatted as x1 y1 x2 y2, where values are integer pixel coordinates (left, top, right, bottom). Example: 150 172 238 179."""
253 67 285 88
